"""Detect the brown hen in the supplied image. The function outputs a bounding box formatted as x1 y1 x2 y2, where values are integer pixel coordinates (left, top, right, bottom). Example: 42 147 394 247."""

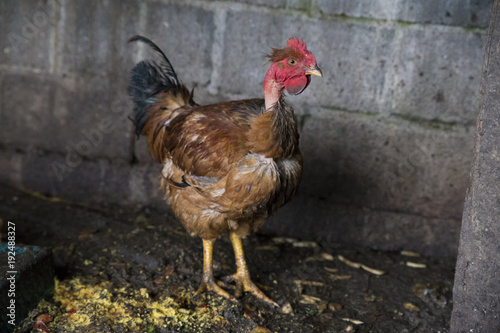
128 36 322 306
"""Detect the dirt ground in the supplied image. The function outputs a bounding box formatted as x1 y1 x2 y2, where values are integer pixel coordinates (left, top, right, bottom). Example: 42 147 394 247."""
0 185 454 332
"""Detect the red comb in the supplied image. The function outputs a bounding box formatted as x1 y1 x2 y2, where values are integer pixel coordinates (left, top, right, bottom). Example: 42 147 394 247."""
286 37 307 51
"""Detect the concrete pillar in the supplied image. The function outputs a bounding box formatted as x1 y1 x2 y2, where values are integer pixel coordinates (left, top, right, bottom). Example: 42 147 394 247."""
451 1 500 331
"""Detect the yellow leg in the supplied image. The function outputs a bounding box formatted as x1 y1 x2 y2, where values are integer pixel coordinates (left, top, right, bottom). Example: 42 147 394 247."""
226 231 278 307
195 238 235 301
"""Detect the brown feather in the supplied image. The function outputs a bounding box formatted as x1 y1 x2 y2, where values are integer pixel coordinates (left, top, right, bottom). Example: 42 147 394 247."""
266 47 304 63
247 96 298 158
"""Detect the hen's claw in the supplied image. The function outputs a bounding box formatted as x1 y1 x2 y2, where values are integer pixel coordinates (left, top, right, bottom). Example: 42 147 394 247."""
195 277 236 302
223 273 278 307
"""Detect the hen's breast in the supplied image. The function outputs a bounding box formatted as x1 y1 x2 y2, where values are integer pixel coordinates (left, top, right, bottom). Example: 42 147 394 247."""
204 151 302 217
162 150 302 239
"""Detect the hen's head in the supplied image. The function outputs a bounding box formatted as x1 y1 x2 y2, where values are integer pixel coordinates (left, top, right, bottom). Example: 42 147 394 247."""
266 37 322 95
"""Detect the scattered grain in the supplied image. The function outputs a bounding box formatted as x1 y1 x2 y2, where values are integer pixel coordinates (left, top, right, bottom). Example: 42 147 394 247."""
361 264 385 275
401 250 421 257
406 262 426 268
328 303 342 311
341 318 364 325
403 302 420 312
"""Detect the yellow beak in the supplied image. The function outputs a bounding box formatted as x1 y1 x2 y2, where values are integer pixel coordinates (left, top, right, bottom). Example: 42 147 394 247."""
305 65 323 77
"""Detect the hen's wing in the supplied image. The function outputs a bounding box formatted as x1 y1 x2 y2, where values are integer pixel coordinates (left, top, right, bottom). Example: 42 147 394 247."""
162 99 265 179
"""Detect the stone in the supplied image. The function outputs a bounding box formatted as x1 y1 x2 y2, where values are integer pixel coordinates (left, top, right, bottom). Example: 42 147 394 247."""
0 244 54 332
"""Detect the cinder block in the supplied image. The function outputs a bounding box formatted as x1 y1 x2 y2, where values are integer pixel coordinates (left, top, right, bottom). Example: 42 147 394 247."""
313 0 396 21
143 3 215 87
219 10 280 99
0 150 23 189
286 0 310 11
20 151 132 205
0 73 55 150
313 0 493 28
0 0 56 70
305 20 396 114
128 162 165 208
298 107 473 220
14 149 165 209
57 0 141 77
388 25 485 124
264 196 460 257
0 244 54 332
133 136 156 165
54 75 133 160
0 72 133 160
396 0 492 28
224 0 286 8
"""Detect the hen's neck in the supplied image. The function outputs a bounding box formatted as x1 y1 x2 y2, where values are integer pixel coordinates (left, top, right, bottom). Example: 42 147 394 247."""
263 63 285 111
247 63 298 159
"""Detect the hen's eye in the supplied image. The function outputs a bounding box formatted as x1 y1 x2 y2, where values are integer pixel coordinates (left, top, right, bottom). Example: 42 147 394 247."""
288 59 297 66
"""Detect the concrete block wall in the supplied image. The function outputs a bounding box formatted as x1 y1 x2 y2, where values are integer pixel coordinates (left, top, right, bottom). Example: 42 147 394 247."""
0 0 491 256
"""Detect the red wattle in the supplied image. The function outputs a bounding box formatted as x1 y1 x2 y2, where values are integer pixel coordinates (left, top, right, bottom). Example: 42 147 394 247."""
285 75 310 95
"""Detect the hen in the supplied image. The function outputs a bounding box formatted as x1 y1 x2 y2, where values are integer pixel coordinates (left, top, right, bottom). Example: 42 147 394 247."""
128 36 321 306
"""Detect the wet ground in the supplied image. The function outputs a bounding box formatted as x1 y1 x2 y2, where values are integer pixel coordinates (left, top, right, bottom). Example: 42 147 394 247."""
0 185 454 332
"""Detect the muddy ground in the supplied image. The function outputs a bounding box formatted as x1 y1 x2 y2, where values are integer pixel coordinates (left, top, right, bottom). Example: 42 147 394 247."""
0 185 454 332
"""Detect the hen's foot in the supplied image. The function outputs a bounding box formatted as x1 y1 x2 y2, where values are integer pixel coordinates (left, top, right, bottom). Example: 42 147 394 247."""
223 273 278 307
195 277 236 302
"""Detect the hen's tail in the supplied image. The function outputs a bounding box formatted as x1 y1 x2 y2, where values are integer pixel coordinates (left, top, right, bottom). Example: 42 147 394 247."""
127 35 195 136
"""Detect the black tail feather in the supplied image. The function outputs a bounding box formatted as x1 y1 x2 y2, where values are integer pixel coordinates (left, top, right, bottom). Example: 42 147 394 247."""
127 35 182 136
128 35 179 86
